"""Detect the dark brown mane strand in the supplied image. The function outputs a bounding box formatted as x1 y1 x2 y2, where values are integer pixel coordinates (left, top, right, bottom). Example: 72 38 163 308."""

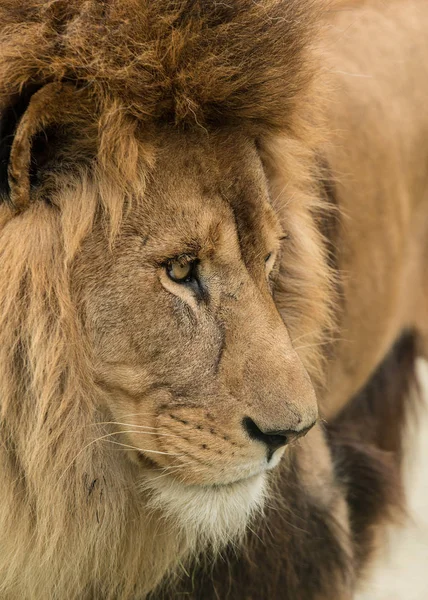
0 85 42 201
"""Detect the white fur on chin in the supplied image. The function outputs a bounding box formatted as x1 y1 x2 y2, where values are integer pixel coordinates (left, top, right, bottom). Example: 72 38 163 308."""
143 472 267 551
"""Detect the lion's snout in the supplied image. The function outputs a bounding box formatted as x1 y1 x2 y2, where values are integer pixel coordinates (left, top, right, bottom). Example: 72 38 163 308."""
145 389 318 486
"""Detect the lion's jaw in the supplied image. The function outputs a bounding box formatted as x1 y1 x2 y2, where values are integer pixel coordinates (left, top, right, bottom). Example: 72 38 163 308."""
143 471 267 551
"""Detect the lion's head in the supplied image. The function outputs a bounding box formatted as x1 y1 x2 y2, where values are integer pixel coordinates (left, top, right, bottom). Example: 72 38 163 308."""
0 1 332 598
78 127 319 533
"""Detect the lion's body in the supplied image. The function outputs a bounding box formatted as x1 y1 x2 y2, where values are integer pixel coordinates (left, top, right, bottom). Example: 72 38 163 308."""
323 0 428 415
0 1 427 599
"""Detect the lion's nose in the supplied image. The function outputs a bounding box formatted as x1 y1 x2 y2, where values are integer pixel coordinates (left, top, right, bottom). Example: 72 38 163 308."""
242 416 316 460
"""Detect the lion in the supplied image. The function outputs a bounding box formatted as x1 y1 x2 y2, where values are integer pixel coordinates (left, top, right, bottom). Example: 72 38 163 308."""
0 1 427 599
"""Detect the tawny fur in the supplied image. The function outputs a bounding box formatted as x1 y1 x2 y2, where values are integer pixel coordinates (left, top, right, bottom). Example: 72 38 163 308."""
0 1 427 599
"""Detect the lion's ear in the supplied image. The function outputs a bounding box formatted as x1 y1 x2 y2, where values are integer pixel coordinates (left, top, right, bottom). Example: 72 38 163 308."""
0 83 83 212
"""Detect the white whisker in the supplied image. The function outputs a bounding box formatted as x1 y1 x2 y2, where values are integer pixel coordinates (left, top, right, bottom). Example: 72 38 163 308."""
94 421 159 429
91 428 182 440
103 439 183 456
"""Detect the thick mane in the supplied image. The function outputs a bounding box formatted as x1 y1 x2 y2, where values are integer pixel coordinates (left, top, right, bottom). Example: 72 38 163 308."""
0 196 160 599
0 0 319 132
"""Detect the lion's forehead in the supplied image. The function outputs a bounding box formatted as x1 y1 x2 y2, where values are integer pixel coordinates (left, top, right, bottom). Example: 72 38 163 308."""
125 132 282 264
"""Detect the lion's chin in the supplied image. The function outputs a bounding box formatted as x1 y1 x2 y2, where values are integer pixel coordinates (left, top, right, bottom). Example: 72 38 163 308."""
142 471 267 551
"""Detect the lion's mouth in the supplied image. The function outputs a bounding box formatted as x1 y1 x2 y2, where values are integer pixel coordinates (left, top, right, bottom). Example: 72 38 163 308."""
139 455 266 492
136 442 279 490
136 443 284 490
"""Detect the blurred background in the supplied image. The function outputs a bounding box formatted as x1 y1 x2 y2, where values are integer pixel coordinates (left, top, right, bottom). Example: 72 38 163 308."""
357 361 428 600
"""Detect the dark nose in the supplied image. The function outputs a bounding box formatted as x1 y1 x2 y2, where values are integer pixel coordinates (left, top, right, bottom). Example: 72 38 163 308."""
242 416 315 460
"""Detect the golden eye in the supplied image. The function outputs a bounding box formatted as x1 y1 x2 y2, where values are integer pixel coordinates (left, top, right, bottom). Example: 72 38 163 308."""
166 259 194 283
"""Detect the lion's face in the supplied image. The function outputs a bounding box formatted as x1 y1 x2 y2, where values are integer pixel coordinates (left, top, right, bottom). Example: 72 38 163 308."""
74 131 317 513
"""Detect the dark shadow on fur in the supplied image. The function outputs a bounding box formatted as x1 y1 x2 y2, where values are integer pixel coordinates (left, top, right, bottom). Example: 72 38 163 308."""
152 457 352 600
327 330 420 573
317 156 340 272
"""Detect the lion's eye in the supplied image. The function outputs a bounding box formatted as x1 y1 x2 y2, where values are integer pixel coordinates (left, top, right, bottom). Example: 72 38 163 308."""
265 253 272 263
166 259 195 283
